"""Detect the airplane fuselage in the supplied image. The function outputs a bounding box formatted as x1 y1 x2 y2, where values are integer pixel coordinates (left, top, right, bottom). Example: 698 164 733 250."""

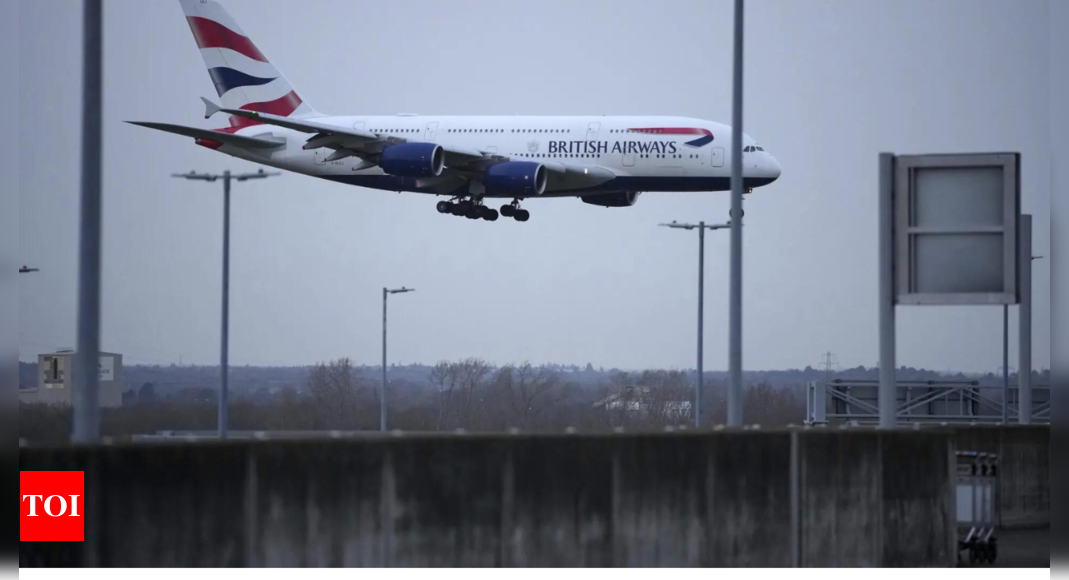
219 115 781 199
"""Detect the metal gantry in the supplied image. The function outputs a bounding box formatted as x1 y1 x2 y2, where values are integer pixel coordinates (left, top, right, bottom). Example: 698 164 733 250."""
173 168 279 439
807 379 1051 425
382 287 415 432
659 220 732 428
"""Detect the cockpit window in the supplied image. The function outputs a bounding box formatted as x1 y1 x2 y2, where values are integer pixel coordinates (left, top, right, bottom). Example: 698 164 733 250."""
757 146 764 151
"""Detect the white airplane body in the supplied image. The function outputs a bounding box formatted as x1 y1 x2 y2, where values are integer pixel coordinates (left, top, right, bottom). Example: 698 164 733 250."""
134 0 782 222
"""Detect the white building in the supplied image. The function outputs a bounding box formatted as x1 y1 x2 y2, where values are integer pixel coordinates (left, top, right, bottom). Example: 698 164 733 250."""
593 386 693 420
18 350 124 408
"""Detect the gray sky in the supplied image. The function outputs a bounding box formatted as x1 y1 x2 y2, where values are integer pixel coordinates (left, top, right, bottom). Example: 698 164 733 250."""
15 0 1051 373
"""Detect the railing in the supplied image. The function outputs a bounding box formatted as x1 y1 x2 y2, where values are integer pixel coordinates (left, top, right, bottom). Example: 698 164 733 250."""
806 380 1050 425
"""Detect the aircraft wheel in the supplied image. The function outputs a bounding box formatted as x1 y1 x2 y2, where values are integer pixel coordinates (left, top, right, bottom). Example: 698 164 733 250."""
483 208 499 221
500 204 515 218
436 201 453 214
514 209 530 222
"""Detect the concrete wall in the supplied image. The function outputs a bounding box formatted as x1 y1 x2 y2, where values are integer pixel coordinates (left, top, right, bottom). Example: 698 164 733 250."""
954 425 1049 528
20 430 956 568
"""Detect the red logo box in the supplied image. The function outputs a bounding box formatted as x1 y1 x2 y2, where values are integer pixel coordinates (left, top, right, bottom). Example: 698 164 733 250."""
20 471 85 542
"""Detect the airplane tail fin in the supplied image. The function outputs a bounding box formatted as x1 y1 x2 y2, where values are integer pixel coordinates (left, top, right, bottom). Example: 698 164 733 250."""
178 0 320 128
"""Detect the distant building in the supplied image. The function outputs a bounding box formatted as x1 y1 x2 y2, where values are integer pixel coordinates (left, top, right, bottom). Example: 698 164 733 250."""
593 386 692 420
18 350 124 408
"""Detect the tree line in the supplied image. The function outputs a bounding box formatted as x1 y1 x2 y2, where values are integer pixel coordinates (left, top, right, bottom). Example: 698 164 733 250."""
18 357 809 444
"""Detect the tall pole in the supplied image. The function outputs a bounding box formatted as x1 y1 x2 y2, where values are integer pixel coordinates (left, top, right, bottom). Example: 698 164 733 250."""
727 0 745 427
1018 215 1033 425
220 171 231 439
1002 305 1009 424
697 222 705 428
172 168 277 439
382 288 388 432
73 0 103 443
878 153 897 429
660 222 728 426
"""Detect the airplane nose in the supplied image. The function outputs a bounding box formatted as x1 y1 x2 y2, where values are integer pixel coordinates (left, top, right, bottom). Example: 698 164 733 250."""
760 154 781 183
769 155 782 180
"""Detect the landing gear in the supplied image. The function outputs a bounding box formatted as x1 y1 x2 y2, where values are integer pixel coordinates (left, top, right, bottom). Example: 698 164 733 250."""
501 200 530 222
437 197 500 221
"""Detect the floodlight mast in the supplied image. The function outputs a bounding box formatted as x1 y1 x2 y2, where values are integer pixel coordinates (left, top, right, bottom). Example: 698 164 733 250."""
728 0 746 428
659 221 731 428
172 168 280 439
383 287 415 432
73 0 103 444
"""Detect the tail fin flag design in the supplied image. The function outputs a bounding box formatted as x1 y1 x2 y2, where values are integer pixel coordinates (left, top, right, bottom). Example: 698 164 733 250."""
178 0 319 128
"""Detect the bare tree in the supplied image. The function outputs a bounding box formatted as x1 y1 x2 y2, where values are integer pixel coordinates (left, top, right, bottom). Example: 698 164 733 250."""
595 370 693 429
430 358 492 430
306 358 374 429
493 362 565 429
743 383 805 426
457 358 492 429
640 370 692 424
430 360 459 431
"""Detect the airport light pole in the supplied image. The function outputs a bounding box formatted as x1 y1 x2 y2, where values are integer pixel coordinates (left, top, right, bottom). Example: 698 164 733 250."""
1018 243 1042 424
383 287 415 432
1002 304 1009 424
73 0 103 444
1000 236 1042 425
660 220 732 428
172 168 279 439
728 0 746 427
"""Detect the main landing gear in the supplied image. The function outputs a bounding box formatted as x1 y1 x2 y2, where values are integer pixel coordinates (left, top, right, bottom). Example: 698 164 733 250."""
435 198 530 222
436 198 498 221
499 200 530 222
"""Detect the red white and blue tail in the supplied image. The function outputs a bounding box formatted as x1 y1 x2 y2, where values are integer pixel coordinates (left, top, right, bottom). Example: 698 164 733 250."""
178 0 319 128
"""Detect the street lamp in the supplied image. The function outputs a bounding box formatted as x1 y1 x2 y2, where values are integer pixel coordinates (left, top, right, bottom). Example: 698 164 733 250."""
173 168 279 439
383 286 415 432
19 266 40 274
659 220 732 428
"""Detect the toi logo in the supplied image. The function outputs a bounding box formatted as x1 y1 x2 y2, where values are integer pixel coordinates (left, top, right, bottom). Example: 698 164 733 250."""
20 471 85 542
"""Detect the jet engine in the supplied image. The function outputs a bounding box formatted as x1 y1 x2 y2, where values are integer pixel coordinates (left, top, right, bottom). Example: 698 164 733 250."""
380 142 445 177
484 162 547 196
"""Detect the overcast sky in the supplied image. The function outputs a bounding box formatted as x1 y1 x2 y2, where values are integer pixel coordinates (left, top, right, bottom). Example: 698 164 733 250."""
13 0 1051 373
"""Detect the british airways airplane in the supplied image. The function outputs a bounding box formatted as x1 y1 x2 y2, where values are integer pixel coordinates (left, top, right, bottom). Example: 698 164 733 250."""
132 0 782 222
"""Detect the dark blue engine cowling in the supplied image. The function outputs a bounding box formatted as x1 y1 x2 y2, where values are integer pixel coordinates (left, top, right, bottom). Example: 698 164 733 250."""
380 142 445 177
484 162 547 196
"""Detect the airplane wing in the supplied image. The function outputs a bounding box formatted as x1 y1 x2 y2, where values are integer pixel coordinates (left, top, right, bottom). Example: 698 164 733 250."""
126 121 286 149
205 99 617 191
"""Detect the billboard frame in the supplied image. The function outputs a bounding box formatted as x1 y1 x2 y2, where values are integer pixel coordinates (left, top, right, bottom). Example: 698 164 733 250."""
893 152 1020 306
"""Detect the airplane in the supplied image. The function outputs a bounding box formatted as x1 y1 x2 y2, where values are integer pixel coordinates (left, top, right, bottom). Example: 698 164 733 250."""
131 0 782 223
